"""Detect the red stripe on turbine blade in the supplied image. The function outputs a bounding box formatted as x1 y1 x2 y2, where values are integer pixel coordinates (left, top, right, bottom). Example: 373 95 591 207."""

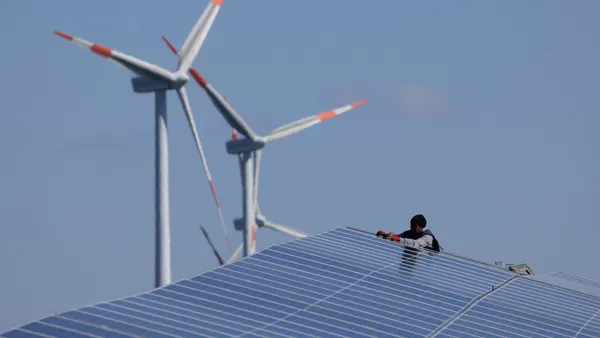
161 35 210 95
351 99 368 108
207 177 233 256
90 44 111 58
211 0 223 5
189 68 208 88
161 36 178 55
208 181 220 208
316 99 367 121
54 30 73 41
316 110 336 121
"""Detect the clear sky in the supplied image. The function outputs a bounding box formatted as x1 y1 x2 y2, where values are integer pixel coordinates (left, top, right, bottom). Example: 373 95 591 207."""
1 0 599 332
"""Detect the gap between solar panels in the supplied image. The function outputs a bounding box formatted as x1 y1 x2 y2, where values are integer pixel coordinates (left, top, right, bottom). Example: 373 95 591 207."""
574 308 600 337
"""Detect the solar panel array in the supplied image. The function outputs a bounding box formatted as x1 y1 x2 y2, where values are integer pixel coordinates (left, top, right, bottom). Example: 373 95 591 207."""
2 227 600 337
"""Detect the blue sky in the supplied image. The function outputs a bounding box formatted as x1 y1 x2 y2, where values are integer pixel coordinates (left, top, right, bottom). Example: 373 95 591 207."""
1 0 599 331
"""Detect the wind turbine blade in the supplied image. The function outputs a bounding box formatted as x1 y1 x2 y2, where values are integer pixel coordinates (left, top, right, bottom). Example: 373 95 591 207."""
264 99 368 143
54 30 176 83
189 70 259 141
227 221 258 262
222 98 244 192
176 86 233 256
177 0 223 74
200 225 225 265
161 35 258 141
258 216 309 238
162 36 179 55
228 242 244 263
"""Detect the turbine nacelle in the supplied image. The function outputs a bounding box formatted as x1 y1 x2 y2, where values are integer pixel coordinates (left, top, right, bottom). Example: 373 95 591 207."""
131 73 190 94
233 218 249 231
233 215 307 237
233 216 265 231
131 77 172 93
225 137 266 154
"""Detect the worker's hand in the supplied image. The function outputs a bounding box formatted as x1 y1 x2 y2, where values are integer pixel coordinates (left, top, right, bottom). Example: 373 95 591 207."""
385 232 401 242
376 230 400 241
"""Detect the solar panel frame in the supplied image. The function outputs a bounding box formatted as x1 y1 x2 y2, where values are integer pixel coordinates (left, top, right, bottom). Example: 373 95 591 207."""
3 226 600 338
549 271 600 289
526 271 600 299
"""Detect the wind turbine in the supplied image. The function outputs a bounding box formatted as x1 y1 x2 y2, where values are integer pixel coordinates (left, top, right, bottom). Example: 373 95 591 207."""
53 0 230 288
226 127 310 262
160 36 367 261
224 99 366 261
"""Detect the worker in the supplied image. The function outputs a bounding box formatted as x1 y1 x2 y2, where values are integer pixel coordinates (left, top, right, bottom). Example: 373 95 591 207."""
376 214 441 252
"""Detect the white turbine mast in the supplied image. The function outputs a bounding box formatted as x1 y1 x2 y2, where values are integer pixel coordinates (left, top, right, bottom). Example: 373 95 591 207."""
161 35 367 262
54 0 230 288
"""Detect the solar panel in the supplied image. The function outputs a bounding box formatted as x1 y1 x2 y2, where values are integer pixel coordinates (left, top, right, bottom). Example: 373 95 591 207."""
526 272 600 301
549 271 600 291
436 276 600 337
2 227 599 337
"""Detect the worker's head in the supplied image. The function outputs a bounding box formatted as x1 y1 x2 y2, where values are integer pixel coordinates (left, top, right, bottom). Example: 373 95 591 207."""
410 214 427 232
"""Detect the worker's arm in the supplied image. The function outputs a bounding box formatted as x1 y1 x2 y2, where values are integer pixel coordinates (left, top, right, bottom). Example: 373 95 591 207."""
400 235 433 249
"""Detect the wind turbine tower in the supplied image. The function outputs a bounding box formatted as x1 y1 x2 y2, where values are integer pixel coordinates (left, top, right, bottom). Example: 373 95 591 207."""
53 0 227 288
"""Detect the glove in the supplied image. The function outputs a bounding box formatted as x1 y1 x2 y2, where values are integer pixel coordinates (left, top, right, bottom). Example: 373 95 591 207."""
386 232 401 242
377 230 393 239
376 230 401 242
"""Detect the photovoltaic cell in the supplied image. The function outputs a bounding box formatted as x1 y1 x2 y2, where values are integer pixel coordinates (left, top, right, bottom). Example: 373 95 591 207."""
2 227 600 338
